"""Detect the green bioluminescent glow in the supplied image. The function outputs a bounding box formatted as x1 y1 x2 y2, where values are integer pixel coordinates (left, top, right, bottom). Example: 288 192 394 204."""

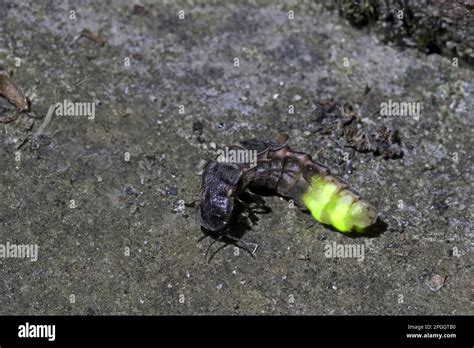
302 175 377 233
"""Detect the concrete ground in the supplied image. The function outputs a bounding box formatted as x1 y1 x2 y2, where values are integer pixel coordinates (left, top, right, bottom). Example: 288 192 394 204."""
0 1 472 315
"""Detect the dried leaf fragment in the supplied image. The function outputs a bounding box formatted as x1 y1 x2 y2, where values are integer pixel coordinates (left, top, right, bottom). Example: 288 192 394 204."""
80 29 106 46
132 5 146 16
0 70 28 111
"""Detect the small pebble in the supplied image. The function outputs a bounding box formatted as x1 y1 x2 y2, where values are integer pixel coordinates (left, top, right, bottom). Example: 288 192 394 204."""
130 204 138 214
292 95 302 101
167 187 178 195
425 274 446 292
125 185 138 196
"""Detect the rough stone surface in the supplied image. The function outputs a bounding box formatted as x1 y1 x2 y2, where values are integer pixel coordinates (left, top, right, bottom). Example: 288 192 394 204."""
0 1 472 315
335 0 474 66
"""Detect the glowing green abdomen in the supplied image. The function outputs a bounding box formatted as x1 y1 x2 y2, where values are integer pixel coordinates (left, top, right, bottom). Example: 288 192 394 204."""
301 175 377 233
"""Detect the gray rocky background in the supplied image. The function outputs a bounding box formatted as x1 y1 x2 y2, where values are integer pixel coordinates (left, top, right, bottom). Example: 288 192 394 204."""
0 0 472 315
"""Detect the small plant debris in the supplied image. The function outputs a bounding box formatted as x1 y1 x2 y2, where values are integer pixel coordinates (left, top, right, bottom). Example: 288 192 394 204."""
132 5 147 16
0 69 28 112
311 98 403 159
80 29 106 46
343 113 403 159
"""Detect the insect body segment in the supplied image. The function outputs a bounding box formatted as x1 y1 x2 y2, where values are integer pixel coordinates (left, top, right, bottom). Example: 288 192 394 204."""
302 175 377 233
198 139 377 234
197 161 241 231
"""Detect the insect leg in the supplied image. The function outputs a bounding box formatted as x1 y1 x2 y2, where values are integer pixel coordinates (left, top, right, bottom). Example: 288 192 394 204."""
205 233 257 262
243 189 266 206
235 196 260 224
205 235 223 261
207 241 228 263
196 234 208 244
225 234 258 258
